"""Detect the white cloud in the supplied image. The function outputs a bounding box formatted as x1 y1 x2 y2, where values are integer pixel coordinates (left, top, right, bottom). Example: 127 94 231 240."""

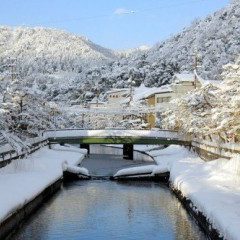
114 8 135 15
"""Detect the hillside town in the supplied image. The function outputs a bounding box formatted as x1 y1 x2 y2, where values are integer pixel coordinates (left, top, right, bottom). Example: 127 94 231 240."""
83 71 205 128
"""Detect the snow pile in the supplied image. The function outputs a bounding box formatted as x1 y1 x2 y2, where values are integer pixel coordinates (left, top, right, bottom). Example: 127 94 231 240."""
151 146 240 240
114 165 156 178
52 144 89 176
0 145 86 224
170 156 240 240
63 165 89 176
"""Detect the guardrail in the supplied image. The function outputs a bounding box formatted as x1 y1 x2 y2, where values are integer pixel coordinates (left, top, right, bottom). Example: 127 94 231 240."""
192 139 240 158
44 129 181 139
0 136 49 168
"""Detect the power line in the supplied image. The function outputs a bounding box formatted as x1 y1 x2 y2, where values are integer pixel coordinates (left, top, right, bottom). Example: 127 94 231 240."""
137 0 210 13
29 0 216 26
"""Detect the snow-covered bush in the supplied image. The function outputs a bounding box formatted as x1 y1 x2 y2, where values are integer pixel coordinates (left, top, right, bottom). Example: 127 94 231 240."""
162 57 240 141
0 84 68 136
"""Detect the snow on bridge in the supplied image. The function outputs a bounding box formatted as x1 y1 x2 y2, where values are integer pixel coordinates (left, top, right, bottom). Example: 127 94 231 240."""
44 129 190 145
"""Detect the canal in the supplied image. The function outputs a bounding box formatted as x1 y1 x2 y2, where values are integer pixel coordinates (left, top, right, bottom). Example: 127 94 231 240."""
11 145 206 240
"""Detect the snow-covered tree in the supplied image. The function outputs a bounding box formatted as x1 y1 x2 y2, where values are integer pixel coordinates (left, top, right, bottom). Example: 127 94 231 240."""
162 56 240 142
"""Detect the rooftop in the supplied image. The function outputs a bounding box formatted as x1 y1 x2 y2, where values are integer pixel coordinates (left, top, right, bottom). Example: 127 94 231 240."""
133 84 172 101
172 72 196 83
106 88 130 95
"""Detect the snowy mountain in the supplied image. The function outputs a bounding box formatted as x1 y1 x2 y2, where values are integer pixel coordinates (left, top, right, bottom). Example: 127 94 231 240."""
145 0 240 80
0 0 239 134
118 45 151 57
0 27 118 103
0 27 115 64
81 0 240 91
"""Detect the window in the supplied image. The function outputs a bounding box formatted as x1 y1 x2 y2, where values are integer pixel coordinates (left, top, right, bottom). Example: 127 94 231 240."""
157 97 171 103
164 97 171 102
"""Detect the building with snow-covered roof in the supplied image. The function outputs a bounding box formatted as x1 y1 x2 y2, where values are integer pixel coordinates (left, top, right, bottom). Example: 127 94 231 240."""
130 84 173 128
172 72 196 83
106 88 130 107
155 71 202 110
103 74 204 128
150 72 204 128
171 71 201 96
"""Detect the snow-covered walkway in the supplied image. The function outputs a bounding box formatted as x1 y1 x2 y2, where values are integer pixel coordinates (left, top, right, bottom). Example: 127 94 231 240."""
0 145 87 225
44 129 180 139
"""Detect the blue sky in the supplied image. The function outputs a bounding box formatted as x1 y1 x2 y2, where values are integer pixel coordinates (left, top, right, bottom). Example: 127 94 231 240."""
0 0 230 49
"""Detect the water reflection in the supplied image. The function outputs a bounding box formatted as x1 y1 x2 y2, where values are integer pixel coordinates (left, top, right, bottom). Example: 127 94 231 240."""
12 180 206 240
11 148 206 240
90 145 154 162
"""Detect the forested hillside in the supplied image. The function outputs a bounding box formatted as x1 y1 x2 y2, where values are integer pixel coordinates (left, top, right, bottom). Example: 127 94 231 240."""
146 0 240 80
112 0 240 88
0 0 239 104
0 27 116 102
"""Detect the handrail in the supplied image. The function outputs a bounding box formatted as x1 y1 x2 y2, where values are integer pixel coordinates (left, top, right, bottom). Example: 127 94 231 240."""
0 137 49 167
44 128 179 133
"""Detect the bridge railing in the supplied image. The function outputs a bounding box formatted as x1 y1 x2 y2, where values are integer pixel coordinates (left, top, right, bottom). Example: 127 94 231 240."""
44 129 184 141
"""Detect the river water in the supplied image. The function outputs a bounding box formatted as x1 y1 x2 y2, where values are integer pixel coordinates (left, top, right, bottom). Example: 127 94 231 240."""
11 145 206 240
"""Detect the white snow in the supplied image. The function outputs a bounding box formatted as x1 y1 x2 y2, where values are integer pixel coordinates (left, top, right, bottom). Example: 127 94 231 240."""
151 146 240 240
172 72 196 83
169 156 240 240
0 145 87 224
44 129 180 140
63 165 89 176
132 83 172 102
114 165 156 177
114 145 240 239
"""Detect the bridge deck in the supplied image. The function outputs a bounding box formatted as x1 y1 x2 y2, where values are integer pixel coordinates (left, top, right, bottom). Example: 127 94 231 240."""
45 129 190 145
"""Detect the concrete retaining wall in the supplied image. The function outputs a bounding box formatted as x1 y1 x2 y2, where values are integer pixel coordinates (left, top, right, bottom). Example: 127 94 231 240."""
0 178 62 239
171 185 222 240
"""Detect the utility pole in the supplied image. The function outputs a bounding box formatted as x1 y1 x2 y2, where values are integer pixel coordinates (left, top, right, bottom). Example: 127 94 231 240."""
82 113 85 128
96 84 100 108
128 76 135 107
129 76 133 105
0 43 4 98
192 51 201 89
